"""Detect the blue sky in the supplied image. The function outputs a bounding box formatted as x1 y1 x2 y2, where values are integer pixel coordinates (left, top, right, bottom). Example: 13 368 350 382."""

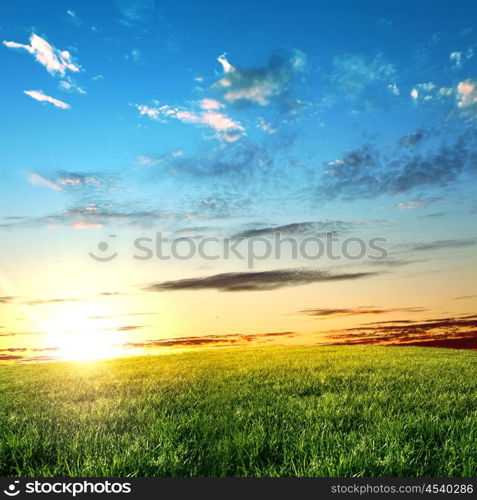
1 0 477 362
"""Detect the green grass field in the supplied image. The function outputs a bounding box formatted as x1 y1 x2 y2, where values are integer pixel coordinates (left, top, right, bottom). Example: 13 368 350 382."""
1 345 476 477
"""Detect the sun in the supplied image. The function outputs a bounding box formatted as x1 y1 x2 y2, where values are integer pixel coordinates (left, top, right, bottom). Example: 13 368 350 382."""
40 302 127 362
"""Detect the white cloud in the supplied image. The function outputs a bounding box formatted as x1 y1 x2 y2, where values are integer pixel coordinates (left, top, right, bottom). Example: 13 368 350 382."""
59 80 86 94
257 117 276 134
388 83 400 96
199 98 223 110
450 51 463 68
450 48 474 69
66 9 82 25
438 87 453 97
410 82 451 103
28 172 62 191
135 154 163 167
71 221 102 229
135 102 245 141
125 48 141 63
457 80 477 108
3 33 80 76
24 90 70 109
217 53 233 74
395 200 428 210
215 51 306 106
136 104 162 120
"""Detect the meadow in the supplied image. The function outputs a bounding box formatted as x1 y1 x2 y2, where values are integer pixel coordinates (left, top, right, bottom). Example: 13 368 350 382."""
0 345 476 477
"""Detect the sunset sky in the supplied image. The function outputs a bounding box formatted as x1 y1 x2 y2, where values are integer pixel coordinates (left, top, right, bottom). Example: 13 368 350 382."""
1 0 477 363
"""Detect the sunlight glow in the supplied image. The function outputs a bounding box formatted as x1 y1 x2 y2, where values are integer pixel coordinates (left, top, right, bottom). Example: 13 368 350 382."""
42 303 127 362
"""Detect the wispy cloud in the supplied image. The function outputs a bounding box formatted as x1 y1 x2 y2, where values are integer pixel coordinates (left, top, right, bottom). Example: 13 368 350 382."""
0 205 177 231
66 9 82 26
299 306 426 318
59 79 86 94
125 330 295 349
24 90 70 109
231 220 355 239
135 102 245 141
114 0 155 26
144 268 380 293
3 33 80 76
330 53 396 103
27 172 63 191
407 237 477 252
27 171 104 191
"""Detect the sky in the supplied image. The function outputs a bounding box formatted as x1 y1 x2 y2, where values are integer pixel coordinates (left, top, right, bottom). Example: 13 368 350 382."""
1 0 477 363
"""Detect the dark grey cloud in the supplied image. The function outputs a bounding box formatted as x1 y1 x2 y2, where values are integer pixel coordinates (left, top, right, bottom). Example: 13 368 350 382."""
231 220 354 239
144 268 380 293
322 129 477 200
397 130 428 149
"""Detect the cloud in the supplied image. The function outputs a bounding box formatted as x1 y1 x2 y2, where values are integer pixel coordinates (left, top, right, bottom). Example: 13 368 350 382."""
457 80 477 111
392 199 435 211
144 268 380 293
28 172 63 191
27 171 104 191
24 90 70 109
397 130 427 148
409 83 454 103
135 103 245 142
299 306 426 318
453 294 477 300
3 33 80 76
330 53 396 101
214 50 306 109
231 220 355 239
114 0 155 26
125 49 142 63
326 314 477 349
199 98 223 110
450 51 463 68
257 117 277 134
408 237 477 252
321 128 477 200
66 9 82 26
450 48 473 69
0 205 177 231
0 297 16 304
11 297 80 306
135 154 163 167
125 330 296 349
59 80 86 94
